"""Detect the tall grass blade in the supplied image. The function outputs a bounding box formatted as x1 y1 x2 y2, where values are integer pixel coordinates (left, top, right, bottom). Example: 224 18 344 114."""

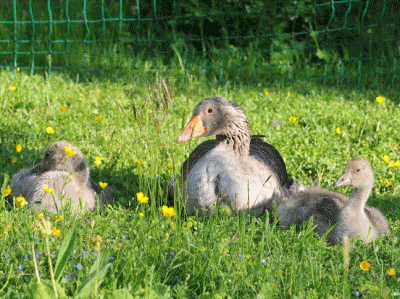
54 224 77 281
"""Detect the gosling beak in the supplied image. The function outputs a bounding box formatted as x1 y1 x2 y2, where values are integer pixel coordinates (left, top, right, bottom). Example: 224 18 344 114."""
333 172 352 188
177 114 206 143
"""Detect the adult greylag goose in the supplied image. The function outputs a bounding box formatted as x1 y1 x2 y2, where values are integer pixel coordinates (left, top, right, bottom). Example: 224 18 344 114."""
327 157 390 244
174 96 295 216
8 140 113 213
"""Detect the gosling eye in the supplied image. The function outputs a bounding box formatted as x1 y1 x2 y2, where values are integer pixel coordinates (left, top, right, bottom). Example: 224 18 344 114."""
356 168 361 172
207 107 213 114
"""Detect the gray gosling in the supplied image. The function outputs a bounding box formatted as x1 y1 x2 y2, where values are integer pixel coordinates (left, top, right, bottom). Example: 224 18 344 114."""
9 141 113 213
327 157 390 244
277 185 348 236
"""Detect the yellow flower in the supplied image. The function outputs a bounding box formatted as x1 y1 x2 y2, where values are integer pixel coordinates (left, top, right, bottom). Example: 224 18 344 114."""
55 215 63 222
167 164 173 170
137 159 144 166
336 127 341 135
15 196 27 208
386 268 395 276
43 184 54 194
16 67 20 72
386 179 392 186
395 160 400 167
16 144 22 152
388 162 395 168
360 260 371 271
0 213 2 216
289 116 296 123
367 29 373 34
95 116 104 122
136 192 149 204
264 92 270 97
10 86 16 91
99 182 108 189
37 212 44 219
164 233 170 239
3 185 11 197
376 96 385 103
12 157 17 163
380 179 383 183
382 155 390 162
59 106 67 112
3 230 7 235
138 212 144 217
64 146 76 157
287 92 291 96
95 156 102 166
162 205 175 217
51 226 61 237
171 222 176 230
46 126 55 134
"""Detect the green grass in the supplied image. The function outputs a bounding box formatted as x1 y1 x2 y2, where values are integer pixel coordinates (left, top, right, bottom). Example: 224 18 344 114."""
0 69 400 298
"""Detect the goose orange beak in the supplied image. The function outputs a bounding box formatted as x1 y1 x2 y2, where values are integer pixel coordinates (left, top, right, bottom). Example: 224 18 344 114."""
333 172 351 188
177 114 206 143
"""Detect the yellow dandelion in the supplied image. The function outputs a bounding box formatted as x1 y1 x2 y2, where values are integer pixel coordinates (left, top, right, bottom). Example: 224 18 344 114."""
64 146 76 157
12 157 17 163
382 155 390 162
336 127 341 135
10 86 16 91
3 185 11 197
0 213 2 217
287 92 291 96
99 182 108 189
264 92 270 97
360 260 371 271
380 179 383 183
138 212 144 218
162 205 175 218
164 233 170 239
376 96 385 103
386 268 395 276
3 230 7 235
51 226 61 237
95 116 104 122
137 159 144 166
388 162 395 168
55 215 63 222
46 126 55 134
15 196 27 208
386 179 392 186
167 164 173 170
95 156 102 166
16 144 22 153
59 106 67 112
289 116 296 123
171 222 176 230
136 192 149 204
16 67 20 72
43 184 54 194
395 160 400 167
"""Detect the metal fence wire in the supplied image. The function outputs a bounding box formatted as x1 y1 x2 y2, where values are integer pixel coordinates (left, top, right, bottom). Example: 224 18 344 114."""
0 0 399 89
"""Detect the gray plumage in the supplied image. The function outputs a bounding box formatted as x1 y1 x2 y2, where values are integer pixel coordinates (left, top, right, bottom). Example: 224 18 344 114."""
327 157 390 244
277 186 348 236
9 140 113 213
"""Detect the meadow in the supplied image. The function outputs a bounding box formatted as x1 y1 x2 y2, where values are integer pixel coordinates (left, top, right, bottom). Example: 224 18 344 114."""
0 69 399 298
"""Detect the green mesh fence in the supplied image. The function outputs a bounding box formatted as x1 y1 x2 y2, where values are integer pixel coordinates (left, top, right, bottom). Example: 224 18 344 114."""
0 0 399 89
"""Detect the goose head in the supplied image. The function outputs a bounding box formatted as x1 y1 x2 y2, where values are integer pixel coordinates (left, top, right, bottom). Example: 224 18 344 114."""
42 140 90 185
177 96 251 154
333 157 374 189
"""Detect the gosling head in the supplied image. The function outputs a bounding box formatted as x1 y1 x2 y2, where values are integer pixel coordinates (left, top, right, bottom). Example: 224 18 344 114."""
333 157 374 189
42 140 90 184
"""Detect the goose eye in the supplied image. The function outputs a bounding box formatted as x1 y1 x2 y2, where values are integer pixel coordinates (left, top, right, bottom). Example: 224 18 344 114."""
207 107 213 114
356 169 361 172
